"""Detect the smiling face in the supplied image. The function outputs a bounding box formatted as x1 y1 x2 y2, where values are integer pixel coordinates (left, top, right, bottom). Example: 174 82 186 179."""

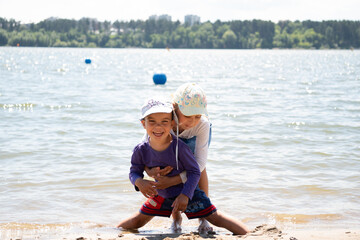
175 107 202 131
141 112 174 148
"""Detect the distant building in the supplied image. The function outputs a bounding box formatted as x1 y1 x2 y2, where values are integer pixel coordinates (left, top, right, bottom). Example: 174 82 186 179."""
184 15 200 26
148 14 172 21
148 15 158 21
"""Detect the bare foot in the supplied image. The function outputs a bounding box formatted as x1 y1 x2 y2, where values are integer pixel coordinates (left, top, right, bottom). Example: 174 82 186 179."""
198 218 213 234
171 211 182 233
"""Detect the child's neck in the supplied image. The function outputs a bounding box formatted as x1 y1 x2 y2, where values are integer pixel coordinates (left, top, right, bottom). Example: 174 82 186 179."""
173 125 185 134
149 134 173 151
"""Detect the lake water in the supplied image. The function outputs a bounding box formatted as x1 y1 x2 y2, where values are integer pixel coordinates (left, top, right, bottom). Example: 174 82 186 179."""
1 47 359 239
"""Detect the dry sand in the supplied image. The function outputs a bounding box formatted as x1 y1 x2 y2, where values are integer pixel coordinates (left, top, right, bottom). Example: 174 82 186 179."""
62 225 360 240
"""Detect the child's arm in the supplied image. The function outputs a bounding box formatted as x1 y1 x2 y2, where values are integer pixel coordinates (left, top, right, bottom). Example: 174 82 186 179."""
129 145 157 197
178 142 201 199
154 120 211 189
143 166 181 189
144 166 173 178
153 175 182 189
135 178 158 198
171 193 189 213
171 146 200 212
179 120 210 183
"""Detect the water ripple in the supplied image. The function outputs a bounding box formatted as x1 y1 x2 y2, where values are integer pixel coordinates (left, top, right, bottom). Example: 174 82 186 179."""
1 48 360 230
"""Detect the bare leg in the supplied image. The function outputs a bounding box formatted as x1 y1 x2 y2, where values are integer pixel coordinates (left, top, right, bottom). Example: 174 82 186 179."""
205 211 250 235
117 212 154 229
198 169 209 196
170 211 182 232
198 169 213 233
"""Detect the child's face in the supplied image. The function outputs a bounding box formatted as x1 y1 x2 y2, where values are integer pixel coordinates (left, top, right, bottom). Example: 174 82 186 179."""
141 112 174 142
175 108 202 130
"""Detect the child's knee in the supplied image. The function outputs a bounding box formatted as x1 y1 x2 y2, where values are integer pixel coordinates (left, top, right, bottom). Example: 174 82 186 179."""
132 215 150 228
119 214 152 229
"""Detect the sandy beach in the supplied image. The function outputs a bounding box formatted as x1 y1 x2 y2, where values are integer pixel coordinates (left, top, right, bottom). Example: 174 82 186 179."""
77 226 360 240
115 230 360 240
11 224 358 240
94 226 360 240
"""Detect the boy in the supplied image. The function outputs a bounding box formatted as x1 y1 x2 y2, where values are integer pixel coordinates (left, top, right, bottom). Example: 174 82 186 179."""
117 97 249 235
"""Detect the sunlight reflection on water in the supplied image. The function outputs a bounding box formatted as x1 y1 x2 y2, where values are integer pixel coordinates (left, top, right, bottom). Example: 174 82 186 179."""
1 48 360 234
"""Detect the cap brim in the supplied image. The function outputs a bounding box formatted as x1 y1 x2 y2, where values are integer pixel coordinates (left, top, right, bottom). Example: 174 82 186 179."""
142 106 173 119
180 106 208 116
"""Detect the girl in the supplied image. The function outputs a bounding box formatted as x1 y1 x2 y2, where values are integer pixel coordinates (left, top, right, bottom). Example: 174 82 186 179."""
146 83 212 233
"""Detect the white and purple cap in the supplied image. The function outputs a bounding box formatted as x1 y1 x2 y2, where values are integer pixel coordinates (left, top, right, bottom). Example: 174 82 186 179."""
141 97 173 119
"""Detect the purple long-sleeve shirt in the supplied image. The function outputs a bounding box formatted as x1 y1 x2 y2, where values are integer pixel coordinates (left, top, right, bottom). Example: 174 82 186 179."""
129 134 200 199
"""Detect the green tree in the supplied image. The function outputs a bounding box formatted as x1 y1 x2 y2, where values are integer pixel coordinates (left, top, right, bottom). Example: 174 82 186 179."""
196 22 216 48
35 31 50 46
150 34 167 48
53 39 68 47
303 28 322 49
113 20 122 34
324 26 335 48
0 29 8 45
247 32 262 48
98 34 110 47
222 29 237 48
215 24 230 38
1 17 359 49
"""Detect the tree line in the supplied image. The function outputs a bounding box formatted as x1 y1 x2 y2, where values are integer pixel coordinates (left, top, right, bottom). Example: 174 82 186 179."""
0 17 359 49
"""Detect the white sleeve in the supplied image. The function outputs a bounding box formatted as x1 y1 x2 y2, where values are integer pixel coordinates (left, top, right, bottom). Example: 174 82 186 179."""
194 120 210 172
180 171 187 183
179 118 211 183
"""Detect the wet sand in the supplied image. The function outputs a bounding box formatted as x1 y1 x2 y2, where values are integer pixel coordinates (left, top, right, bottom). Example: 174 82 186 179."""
115 225 360 240
25 225 358 240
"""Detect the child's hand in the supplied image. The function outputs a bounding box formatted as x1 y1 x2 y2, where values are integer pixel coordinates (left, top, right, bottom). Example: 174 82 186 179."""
153 175 172 189
135 178 158 198
157 166 173 176
145 166 173 177
153 175 180 189
145 166 158 177
172 194 189 213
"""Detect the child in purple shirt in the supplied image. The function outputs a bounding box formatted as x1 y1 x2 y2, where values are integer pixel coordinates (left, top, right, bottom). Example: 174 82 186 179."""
130 133 201 200
117 97 249 235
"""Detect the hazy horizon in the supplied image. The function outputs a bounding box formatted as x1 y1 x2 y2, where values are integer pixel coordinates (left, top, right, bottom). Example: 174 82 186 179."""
2 15 360 25
1 0 359 24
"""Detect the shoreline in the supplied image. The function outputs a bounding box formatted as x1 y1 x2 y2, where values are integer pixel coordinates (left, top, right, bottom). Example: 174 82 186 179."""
2 224 359 240
71 226 360 240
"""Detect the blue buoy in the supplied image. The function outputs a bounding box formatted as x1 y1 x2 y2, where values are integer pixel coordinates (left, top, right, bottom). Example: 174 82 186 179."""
153 73 167 85
85 59 91 64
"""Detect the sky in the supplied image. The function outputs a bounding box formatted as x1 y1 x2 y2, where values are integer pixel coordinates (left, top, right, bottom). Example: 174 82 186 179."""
0 0 359 24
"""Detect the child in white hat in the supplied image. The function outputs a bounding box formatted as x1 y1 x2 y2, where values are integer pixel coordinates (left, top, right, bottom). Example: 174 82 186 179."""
145 83 213 232
117 96 249 236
